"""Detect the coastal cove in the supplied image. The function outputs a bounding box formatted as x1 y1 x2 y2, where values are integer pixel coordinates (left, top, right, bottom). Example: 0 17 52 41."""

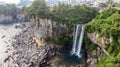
1 0 120 67
0 22 83 67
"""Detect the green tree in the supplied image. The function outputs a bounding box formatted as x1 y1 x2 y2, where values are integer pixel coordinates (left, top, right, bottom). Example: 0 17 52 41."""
25 0 49 29
26 0 48 19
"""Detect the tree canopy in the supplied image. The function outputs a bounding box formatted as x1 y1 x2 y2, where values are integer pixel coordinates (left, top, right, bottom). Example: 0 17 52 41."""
26 0 98 29
25 0 48 19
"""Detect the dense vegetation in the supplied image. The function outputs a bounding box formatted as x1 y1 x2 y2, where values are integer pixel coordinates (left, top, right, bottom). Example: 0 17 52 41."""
25 0 99 45
85 8 120 67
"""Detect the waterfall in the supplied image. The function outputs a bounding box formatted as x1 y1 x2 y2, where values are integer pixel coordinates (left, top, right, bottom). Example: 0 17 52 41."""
71 24 84 58
76 26 84 57
71 25 80 54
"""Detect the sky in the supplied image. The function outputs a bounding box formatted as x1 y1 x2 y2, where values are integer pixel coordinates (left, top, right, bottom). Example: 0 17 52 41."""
0 0 119 4
0 0 20 4
0 0 33 4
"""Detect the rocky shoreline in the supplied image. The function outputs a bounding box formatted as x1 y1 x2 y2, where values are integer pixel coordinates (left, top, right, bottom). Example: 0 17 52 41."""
0 24 58 67
0 23 88 67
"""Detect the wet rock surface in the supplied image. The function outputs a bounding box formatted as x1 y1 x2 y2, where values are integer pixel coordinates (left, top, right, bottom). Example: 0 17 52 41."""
1 25 58 67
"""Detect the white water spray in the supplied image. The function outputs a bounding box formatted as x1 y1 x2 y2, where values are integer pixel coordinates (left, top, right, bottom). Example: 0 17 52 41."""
71 24 84 58
76 26 84 57
71 25 79 54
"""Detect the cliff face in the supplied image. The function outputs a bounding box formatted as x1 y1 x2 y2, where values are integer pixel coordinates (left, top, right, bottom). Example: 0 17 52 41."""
0 14 13 23
87 33 112 47
30 19 54 40
0 14 27 24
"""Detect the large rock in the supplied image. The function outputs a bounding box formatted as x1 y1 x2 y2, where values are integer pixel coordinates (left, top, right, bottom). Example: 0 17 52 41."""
87 33 112 47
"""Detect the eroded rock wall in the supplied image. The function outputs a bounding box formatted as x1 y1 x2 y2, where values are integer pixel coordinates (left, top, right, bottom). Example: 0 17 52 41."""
87 33 112 47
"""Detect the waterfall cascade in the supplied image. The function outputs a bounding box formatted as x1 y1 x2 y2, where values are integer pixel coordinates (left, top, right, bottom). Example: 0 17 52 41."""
71 24 84 58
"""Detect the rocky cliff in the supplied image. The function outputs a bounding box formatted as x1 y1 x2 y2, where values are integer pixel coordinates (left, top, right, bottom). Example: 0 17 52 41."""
87 33 112 47
0 14 27 24
84 8 120 67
